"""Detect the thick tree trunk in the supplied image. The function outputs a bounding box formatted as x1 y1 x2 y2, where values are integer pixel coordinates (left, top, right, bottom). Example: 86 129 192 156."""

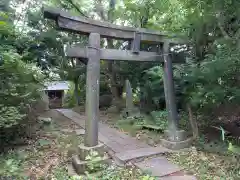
187 104 199 139
105 39 124 110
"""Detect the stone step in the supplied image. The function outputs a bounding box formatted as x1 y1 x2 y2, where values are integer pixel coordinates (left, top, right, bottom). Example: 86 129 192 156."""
114 146 170 165
159 175 197 180
134 157 182 177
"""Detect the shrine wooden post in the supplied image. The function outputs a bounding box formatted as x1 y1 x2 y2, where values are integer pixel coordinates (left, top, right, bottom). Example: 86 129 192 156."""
163 42 178 141
43 6 192 150
85 33 100 147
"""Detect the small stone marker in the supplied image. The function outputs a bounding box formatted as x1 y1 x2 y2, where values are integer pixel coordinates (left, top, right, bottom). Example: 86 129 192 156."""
41 92 49 111
134 157 181 177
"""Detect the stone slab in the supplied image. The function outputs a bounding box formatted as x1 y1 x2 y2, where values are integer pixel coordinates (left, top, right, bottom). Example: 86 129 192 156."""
134 157 181 177
159 175 197 180
114 146 170 163
104 141 125 153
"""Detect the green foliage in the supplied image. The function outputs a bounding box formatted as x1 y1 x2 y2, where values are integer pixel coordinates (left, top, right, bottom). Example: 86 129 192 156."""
0 150 27 178
52 167 71 180
150 110 168 130
63 82 79 108
0 105 26 128
168 146 240 180
85 151 105 172
0 9 45 129
177 46 240 111
220 127 240 155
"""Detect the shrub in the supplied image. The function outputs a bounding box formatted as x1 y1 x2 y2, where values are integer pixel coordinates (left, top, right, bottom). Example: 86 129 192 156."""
150 110 168 131
0 51 44 128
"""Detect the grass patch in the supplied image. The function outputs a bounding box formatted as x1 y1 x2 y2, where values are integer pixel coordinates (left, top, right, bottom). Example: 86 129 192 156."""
113 114 165 146
167 146 240 180
0 113 157 180
0 118 84 179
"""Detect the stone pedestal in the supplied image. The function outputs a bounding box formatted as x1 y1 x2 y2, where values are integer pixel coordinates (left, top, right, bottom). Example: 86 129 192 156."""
72 154 110 174
71 143 110 175
78 143 106 161
161 130 193 150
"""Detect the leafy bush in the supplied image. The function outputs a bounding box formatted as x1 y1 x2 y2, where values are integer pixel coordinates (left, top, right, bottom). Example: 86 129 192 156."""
0 150 27 178
150 110 168 131
176 45 240 111
141 66 165 109
0 51 44 128
63 82 78 108
0 10 45 146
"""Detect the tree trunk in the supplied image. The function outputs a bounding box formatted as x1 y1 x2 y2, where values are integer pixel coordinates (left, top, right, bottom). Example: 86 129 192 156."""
74 79 81 105
187 103 199 139
105 39 123 110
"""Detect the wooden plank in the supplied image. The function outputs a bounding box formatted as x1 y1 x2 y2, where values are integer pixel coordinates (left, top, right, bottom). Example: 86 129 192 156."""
66 46 185 63
43 6 187 44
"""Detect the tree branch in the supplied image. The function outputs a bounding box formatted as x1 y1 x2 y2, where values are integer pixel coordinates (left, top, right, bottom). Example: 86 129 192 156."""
94 0 107 21
64 0 88 17
216 13 231 40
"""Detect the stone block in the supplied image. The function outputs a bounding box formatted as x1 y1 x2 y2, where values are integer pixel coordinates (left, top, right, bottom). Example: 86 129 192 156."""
78 143 106 160
72 155 111 175
161 138 193 150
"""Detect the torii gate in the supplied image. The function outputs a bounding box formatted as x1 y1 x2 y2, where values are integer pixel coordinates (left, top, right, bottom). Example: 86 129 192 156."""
43 7 191 150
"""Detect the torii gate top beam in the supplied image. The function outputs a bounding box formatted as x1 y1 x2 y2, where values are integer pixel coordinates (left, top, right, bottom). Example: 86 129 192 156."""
43 6 187 44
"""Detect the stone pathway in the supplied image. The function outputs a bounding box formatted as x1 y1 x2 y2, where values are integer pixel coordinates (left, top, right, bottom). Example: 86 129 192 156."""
55 109 197 180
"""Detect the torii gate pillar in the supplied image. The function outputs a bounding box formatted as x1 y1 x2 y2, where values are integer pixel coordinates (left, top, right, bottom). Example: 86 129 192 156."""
161 42 192 149
85 33 100 147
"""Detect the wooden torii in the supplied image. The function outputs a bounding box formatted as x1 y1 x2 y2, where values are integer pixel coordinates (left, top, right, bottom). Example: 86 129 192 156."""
43 7 191 150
